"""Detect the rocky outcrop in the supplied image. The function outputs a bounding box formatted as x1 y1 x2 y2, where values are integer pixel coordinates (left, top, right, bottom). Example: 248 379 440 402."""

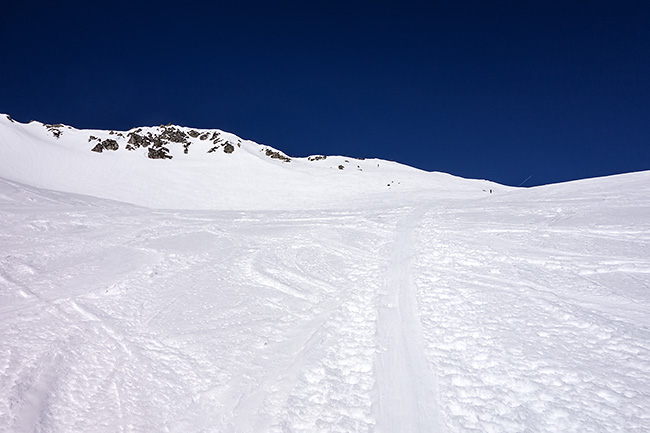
90 138 119 153
148 147 172 159
126 129 152 148
80 123 294 162
126 126 187 149
159 126 188 144
264 148 291 162
45 124 63 139
125 126 188 159
103 139 119 150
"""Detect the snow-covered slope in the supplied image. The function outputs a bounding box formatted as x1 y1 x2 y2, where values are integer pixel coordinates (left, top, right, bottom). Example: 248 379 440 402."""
0 114 500 210
1 114 649 432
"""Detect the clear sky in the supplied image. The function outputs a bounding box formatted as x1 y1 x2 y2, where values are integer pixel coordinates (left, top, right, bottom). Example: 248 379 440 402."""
1 1 648 186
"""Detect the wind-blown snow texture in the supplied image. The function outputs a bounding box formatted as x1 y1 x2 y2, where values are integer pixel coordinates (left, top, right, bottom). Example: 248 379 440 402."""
1 115 649 432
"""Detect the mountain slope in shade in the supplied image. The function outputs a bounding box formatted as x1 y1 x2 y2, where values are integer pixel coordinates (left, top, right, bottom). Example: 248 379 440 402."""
0 114 500 210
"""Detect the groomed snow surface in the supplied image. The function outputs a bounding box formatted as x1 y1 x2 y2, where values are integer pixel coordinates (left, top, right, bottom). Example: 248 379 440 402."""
1 116 650 432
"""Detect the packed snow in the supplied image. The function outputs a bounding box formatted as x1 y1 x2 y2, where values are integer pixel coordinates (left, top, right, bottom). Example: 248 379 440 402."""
1 115 649 432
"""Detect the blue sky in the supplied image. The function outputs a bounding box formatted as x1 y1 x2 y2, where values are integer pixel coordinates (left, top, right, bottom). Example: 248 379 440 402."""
1 1 648 186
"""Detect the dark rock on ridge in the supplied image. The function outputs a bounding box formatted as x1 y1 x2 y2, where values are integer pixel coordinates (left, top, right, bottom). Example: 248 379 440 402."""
264 148 291 162
91 138 119 153
148 147 172 159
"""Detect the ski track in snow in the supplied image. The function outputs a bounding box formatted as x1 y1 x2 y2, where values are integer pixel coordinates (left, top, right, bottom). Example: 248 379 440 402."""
375 207 446 433
1 175 650 432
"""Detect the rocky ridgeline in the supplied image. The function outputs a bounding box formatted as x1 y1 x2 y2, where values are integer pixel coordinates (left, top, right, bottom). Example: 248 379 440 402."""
37 121 298 163
45 123 65 139
89 137 119 152
81 125 246 160
122 126 242 159
264 148 291 162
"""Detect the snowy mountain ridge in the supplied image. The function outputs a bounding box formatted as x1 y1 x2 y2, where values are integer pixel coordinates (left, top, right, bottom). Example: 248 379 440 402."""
0 114 500 210
2 114 290 161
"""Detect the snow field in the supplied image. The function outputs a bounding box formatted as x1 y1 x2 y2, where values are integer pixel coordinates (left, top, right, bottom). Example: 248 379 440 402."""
3 173 648 432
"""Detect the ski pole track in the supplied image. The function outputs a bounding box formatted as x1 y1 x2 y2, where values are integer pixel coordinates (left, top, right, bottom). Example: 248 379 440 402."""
381 207 452 433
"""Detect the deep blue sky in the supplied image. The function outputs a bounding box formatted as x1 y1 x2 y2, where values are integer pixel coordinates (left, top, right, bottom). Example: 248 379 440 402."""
1 1 649 186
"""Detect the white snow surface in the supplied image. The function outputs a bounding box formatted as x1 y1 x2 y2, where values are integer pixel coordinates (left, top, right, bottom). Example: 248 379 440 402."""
1 114 650 432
